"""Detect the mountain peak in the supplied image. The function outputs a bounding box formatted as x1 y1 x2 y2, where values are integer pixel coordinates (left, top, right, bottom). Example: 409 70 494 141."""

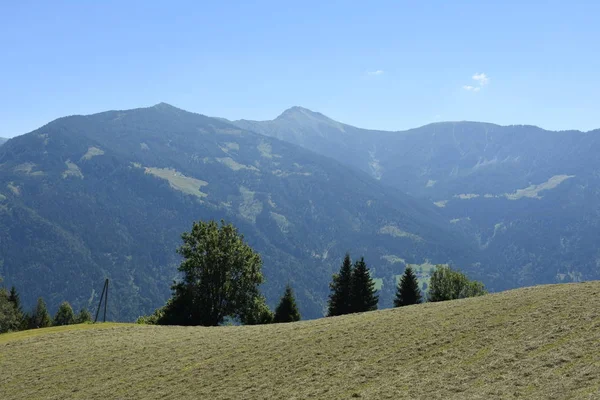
276 106 331 122
279 105 315 114
152 102 182 111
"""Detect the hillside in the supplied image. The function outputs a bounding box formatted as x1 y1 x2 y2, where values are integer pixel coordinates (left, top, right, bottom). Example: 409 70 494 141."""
233 110 600 289
0 138 7 146
1 282 599 399
0 103 471 320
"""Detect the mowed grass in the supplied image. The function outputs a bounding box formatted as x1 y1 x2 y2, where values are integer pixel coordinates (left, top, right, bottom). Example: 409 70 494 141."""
2 282 600 399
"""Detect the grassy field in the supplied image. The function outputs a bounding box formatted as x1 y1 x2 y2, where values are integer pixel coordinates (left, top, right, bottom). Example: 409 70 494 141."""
1 282 600 399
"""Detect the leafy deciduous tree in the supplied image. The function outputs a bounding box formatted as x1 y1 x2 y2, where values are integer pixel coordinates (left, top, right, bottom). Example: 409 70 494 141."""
76 308 92 324
159 220 265 326
54 301 76 326
428 265 486 302
241 295 274 325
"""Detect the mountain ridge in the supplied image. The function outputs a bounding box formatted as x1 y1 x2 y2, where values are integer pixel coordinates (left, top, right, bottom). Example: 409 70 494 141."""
0 104 474 320
3 102 600 321
229 108 600 293
236 105 598 134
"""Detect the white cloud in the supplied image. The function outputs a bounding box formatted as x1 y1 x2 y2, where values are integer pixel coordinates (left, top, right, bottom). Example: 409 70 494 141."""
463 72 489 92
472 73 490 86
367 70 384 76
463 85 481 92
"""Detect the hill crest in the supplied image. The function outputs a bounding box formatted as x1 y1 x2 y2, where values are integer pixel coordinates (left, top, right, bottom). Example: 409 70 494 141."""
1 281 599 399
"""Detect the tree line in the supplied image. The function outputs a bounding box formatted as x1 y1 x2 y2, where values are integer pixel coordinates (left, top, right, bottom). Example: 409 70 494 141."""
0 280 92 334
327 253 486 317
138 219 485 327
2 218 486 333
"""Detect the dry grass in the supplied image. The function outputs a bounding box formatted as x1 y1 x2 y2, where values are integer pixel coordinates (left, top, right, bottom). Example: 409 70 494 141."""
504 174 575 200
144 167 208 198
2 282 600 399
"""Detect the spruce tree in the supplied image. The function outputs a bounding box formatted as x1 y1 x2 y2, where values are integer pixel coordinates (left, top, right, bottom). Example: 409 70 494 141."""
8 286 25 329
8 286 22 312
0 287 21 333
30 297 52 329
54 301 76 326
327 253 353 316
394 266 422 307
350 257 379 313
273 285 301 323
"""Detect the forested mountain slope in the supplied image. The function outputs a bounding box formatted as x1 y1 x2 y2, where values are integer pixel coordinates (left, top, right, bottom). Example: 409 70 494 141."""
233 109 600 288
0 104 471 320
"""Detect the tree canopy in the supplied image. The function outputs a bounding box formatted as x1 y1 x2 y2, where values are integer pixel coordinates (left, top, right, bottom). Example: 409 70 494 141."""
428 265 486 302
159 220 265 326
240 295 274 325
54 301 76 326
76 308 92 324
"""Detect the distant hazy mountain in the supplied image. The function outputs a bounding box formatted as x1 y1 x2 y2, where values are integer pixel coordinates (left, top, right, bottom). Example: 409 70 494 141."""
0 138 7 146
0 104 472 320
232 109 600 288
233 107 390 180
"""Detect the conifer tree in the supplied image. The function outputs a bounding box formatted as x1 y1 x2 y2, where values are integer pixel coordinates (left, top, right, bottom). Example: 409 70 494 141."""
0 286 21 333
7 286 25 329
394 266 422 307
274 285 301 323
350 257 379 313
8 286 22 312
30 297 52 329
327 253 353 316
54 301 76 326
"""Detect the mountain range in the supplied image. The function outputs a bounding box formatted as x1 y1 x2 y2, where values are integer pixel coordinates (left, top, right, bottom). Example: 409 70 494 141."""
0 104 470 320
231 108 600 288
1 103 598 320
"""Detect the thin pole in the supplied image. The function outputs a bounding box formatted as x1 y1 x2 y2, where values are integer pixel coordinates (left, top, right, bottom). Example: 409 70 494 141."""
103 279 108 323
94 279 108 323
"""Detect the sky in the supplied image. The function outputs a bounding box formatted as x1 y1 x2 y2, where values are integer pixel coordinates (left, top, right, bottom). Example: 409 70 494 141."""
1 0 599 137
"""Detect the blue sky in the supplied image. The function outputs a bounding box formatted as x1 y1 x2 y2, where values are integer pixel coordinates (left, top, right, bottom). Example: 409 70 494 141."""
1 0 599 137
